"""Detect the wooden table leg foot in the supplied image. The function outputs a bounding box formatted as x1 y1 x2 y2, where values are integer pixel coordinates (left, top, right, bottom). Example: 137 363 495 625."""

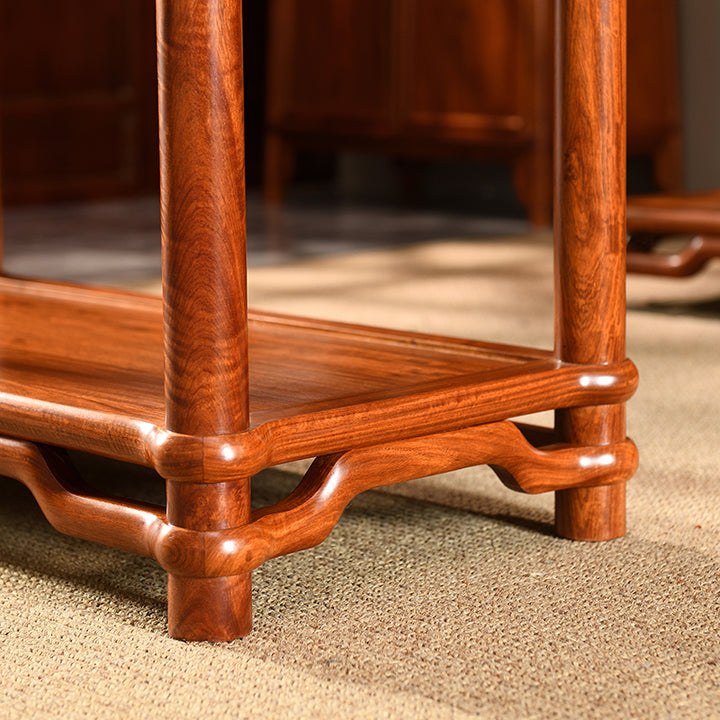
166 478 252 641
554 483 626 541
168 573 252 642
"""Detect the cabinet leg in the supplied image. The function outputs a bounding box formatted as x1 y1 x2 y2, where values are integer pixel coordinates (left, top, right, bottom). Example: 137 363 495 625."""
166 478 252 641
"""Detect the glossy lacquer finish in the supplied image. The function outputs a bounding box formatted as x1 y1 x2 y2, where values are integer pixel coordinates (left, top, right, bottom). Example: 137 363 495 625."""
0 0 635 640
554 0 628 541
156 0 253 641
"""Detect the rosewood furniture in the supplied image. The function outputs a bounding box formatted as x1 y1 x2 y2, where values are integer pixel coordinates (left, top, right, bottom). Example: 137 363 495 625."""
263 0 681 226
0 0 637 641
627 190 720 276
0 1 158 204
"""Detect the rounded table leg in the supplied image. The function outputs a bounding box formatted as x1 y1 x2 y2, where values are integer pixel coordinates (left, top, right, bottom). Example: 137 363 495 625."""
168 574 252 642
554 406 627 541
166 479 252 641
555 483 626 541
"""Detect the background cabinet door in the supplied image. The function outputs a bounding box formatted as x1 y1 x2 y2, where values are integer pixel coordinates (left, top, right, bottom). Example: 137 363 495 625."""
264 0 681 223
395 0 553 223
399 0 536 144
266 0 395 135
0 0 158 204
264 0 555 221
627 0 682 191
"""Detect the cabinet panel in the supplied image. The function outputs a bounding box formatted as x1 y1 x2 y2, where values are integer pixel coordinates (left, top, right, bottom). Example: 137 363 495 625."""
267 0 394 132
1 4 133 96
627 0 680 147
2 107 133 191
626 0 682 191
402 0 527 139
0 0 158 204
265 0 682 222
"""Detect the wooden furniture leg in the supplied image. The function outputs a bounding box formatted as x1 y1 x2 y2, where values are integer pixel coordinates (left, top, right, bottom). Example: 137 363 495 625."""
0 0 637 642
553 0 628 540
157 0 253 640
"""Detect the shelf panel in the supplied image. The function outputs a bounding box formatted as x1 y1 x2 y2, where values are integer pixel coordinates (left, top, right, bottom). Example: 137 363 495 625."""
0 278 635 472
0 278 165 422
246 311 550 422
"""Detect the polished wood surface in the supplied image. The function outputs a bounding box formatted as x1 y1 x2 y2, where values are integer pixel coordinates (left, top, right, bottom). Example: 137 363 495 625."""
0 276 637 472
628 190 720 235
264 0 679 225
0 423 637 579
627 190 720 276
157 0 253 640
627 235 720 277
553 0 628 541
0 0 635 640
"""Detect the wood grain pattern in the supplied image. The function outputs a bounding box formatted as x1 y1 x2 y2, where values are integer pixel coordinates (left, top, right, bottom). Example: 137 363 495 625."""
553 0 629 541
0 276 638 479
156 0 252 640
158 422 638 578
0 0 637 639
0 423 636 582
554 405 627 540
158 0 249 439
198 358 638 480
0 437 165 558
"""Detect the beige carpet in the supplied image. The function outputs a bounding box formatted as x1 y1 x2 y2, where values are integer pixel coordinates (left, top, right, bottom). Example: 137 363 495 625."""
1 234 719 719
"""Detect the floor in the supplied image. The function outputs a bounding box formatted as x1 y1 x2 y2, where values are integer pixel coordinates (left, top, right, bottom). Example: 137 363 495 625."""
2 189 530 285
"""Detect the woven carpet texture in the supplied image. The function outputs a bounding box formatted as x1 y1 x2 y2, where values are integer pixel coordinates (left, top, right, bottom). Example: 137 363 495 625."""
1 235 719 719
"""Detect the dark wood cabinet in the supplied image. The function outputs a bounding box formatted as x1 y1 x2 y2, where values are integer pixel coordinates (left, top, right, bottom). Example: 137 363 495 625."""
268 0 394 131
626 0 683 192
0 0 158 204
265 0 681 224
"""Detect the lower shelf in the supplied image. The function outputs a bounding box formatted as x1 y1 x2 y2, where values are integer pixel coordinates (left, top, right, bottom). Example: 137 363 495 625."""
0 276 638 476
0 276 638 640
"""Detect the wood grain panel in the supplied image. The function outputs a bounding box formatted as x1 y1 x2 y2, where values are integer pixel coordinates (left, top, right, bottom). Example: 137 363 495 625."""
403 0 524 133
0 278 637 476
267 0 394 130
0 0 158 203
